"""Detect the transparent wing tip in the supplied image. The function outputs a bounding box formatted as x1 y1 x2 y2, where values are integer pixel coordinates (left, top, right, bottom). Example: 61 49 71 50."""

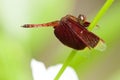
94 40 107 51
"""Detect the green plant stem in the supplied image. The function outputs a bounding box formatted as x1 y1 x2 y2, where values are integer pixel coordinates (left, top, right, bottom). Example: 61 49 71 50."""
54 0 114 80
88 0 114 31
54 50 77 80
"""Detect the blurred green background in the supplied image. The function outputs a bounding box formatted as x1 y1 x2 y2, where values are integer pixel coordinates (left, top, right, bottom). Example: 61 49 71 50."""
0 0 120 80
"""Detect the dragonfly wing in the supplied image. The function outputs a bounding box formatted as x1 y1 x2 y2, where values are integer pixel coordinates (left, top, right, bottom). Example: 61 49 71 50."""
66 18 105 51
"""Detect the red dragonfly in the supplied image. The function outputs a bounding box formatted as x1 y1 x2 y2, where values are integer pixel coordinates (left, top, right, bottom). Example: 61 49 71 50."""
22 14 106 51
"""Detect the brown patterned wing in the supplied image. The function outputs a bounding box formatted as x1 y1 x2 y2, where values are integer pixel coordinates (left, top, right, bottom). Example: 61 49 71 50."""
54 20 87 50
66 18 101 49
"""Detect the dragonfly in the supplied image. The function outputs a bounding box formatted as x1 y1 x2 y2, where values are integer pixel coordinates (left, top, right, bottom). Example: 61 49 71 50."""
22 14 106 51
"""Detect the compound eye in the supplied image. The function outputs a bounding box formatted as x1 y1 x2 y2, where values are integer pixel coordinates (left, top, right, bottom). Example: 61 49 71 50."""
80 15 84 21
78 14 86 22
